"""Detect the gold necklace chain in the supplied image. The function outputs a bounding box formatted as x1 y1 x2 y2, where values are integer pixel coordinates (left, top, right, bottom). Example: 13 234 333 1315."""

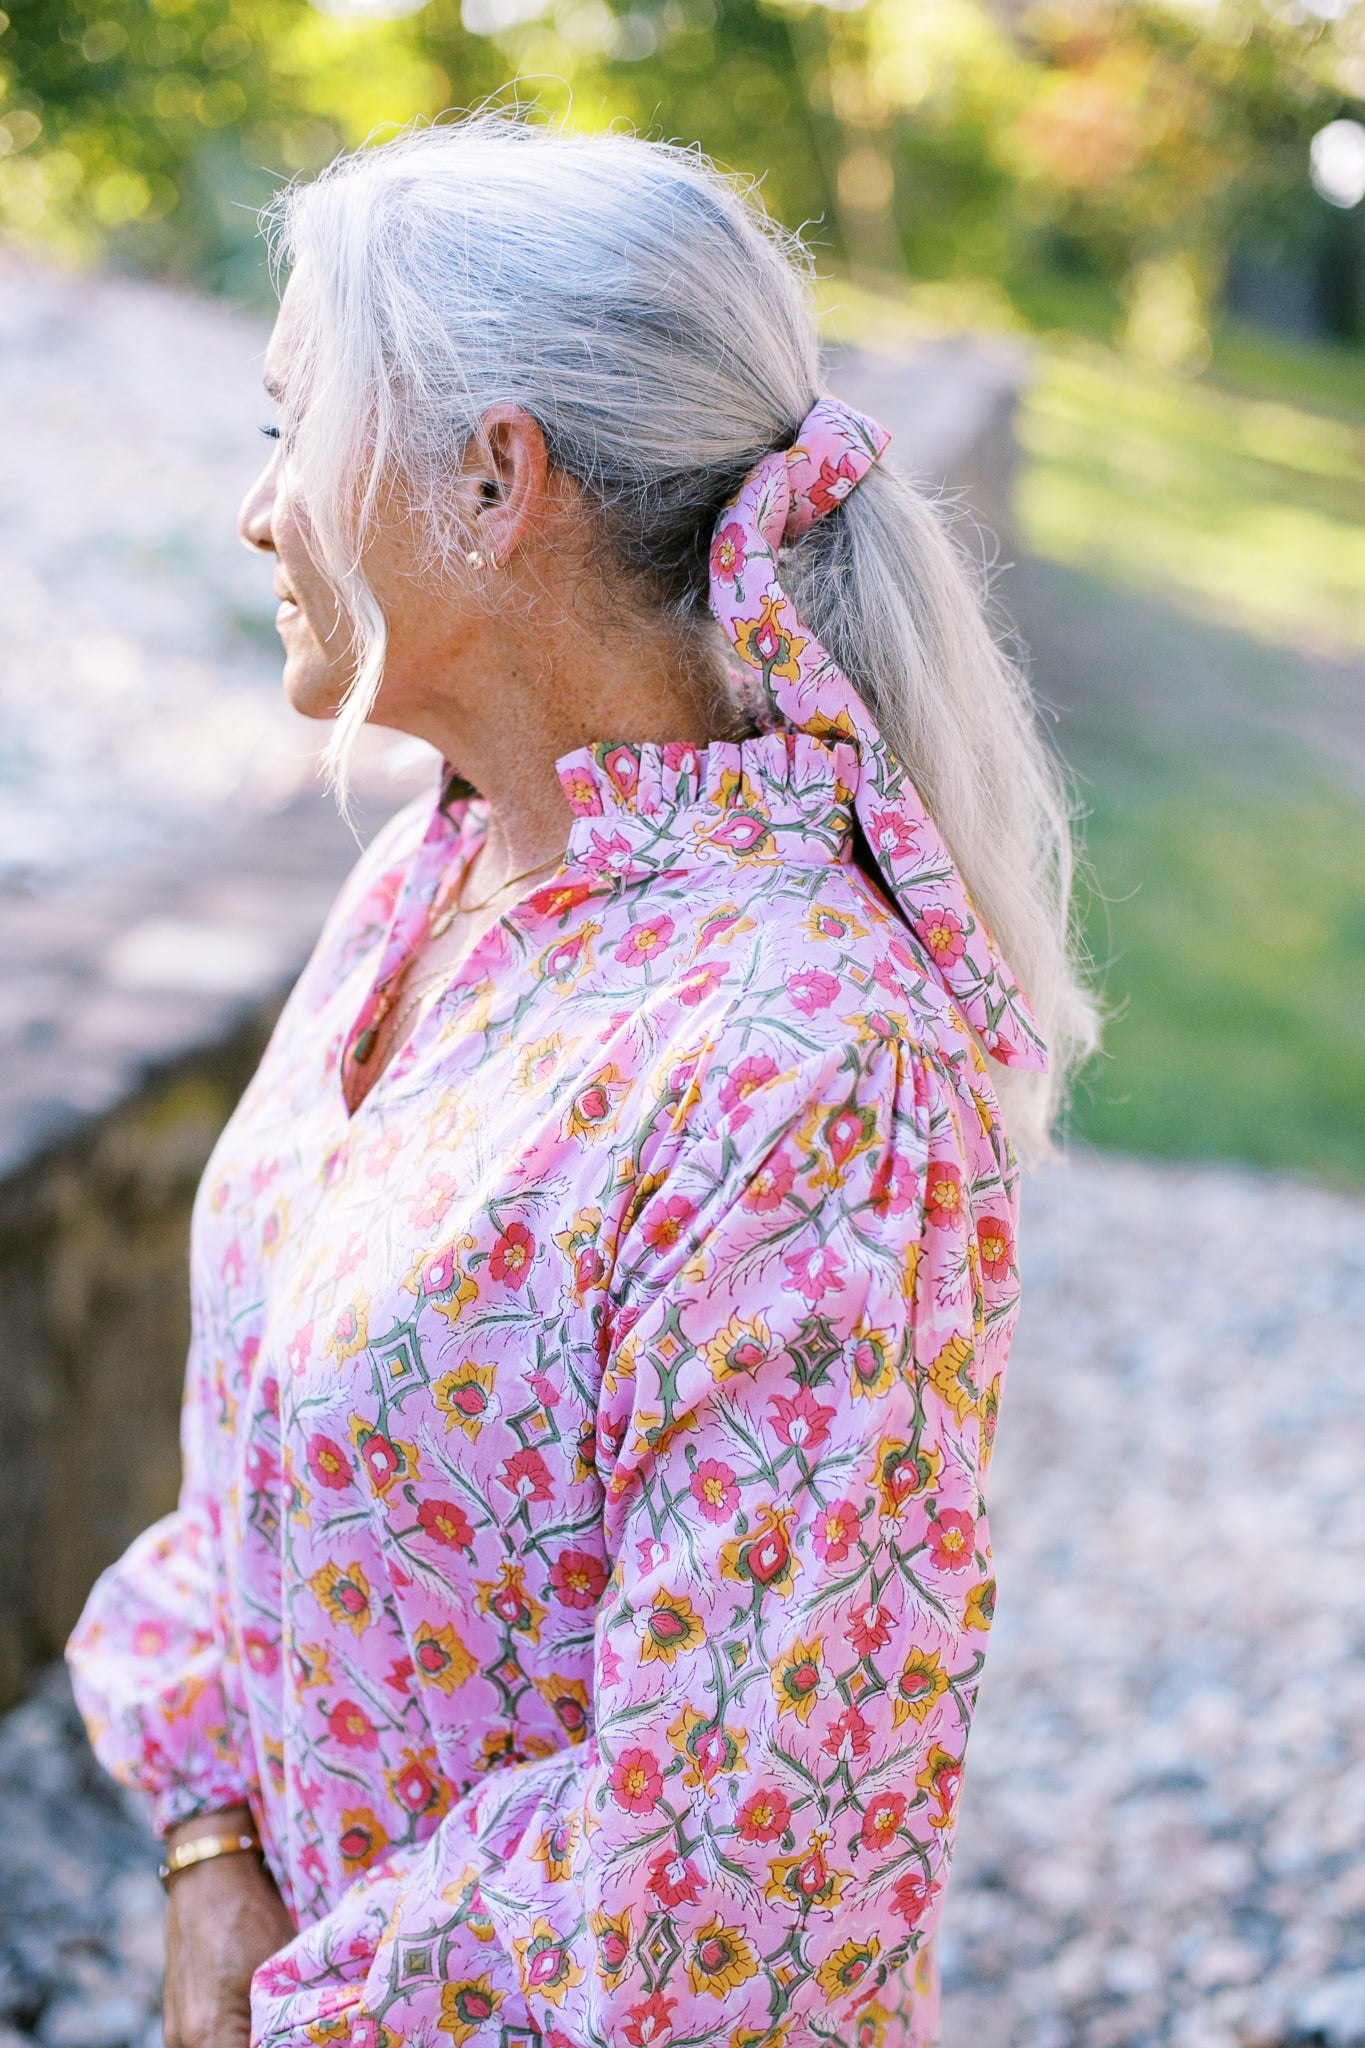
429 846 564 937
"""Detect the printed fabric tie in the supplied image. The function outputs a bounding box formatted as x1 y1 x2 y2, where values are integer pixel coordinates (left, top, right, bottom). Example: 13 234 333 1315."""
708 396 1048 1073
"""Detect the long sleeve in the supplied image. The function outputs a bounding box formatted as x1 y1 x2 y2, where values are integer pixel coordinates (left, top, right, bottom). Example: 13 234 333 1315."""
250 1030 1015 2047
65 1312 253 1837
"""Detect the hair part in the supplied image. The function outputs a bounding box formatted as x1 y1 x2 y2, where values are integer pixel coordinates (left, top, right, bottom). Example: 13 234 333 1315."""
263 113 1099 1155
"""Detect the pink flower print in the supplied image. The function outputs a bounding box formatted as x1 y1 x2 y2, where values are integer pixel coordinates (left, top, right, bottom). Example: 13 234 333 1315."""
893 1869 942 1928
787 967 840 1015
709 520 747 583
808 451 860 516
489 1220 535 1287
610 1744 664 1814
784 1242 846 1302
848 1600 895 1656
244 1442 279 1492
860 1790 907 1853
417 1499 475 1550
549 1547 608 1608
812 1497 862 1563
769 1386 835 1454
689 1458 739 1523
821 1703 872 1762
867 807 920 859
615 915 674 967
718 1052 779 1125
131 1620 169 1659
870 1149 919 1218
602 746 640 802
707 812 770 856
325 1699 379 1751
642 1194 696 1251
977 1214 1015 1282
581 830 636 878
625 1993 676 2047
647 1848 706 1907
242 1627 279 1678
915 904 967 967
927 1508 977 1573
662 740 700 776
676 960 724 1008
527 877 593 921
409 1171 456 1231
498 1446 553 1503
925 1160 964 1230
741 1150 795 1213
736 1785 791 1844
559 767 600 816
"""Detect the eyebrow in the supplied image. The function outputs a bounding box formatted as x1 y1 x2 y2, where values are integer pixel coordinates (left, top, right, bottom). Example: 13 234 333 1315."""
263 374 283 400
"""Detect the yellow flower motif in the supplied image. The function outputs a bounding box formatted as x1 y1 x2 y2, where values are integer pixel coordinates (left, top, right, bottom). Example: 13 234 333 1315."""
637 1587 705 1666
687 1916 760 1997
668 1702 749 1793
964 1577 996 1631
411 1621 478 1695
514 1033 566 1096
702 1311 775 1382
432 1359 498 1441
970 1088 996 1137
530 1811 581 1884
927 1333 979 1423
304 2015 353 2046
848 1318 897 1400
804 903 868 947
307 1560 373 1638
564 1064 628 1143
437 1977 504 2044
337 1805 391 1873
733 592 806 683
534 1672 592 1745
292 1642 332 1691
764 1830 850 1911
322 1294 370 1365
872 1434 941 1518
771 1634 827 1724
802 704 860 746
718 1501 797 1599
892 1646 948 1726
510 1917 585 2007
915 1743 964 1829
816 1935 882 2002
402 1234 479 1326
589 1908 633 1988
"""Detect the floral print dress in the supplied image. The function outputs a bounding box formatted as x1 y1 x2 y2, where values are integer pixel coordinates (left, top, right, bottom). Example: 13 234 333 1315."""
68 400 1046 2048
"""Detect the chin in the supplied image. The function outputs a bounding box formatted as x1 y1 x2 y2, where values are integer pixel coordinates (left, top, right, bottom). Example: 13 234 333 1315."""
282 653 349 723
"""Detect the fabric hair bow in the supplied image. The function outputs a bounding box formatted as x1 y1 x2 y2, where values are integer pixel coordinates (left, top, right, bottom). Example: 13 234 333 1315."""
708 396 1047 1073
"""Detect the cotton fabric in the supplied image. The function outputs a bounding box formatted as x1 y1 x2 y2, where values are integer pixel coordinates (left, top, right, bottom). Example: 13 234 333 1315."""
68 398 1043 2048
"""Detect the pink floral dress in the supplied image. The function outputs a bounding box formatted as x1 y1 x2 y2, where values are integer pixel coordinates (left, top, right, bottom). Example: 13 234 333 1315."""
68 401 1045 2048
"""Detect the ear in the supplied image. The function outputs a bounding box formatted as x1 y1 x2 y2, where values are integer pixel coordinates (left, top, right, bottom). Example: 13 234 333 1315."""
468 405 551 566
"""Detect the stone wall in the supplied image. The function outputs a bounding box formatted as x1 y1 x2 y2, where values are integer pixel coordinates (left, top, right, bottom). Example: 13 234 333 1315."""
0 256 1023 1703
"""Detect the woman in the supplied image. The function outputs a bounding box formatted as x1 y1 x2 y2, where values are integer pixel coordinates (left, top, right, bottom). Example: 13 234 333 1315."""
68 118 1095 2048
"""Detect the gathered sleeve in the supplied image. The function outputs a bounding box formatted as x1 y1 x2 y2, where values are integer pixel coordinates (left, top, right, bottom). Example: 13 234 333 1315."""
250 1028 1012 2047
65 1311 253 1838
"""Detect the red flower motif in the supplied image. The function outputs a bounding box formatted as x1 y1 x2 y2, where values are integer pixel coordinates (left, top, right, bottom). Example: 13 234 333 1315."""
602 745 640 799
689 1458 739 1522
624 1991 676 2046
718 1053 779 1124
498 1446 553 1503
709 520 747 582
326 1700 379 1751
489 1220 535 1287
417 1499 474 1550
893 1869 942 1927
977 1214 1015 1282
615 915 675 967
784 1243 846 1302
915 905 967 967
305 1434 351 1492
642 1194 696 1251
646 1848 705 1907
676 960 725 1008
549 1547 608 1608
927 1508 977 1573
359 1433 402 1491
769 1386 836 1453
860 1789 907 1851
866 807 920 859
808 451 860 515
812 1498 862 1562
708 812 769 855
610 1745 663 1814
848 1600 895 1656
527 877 594 921
736 1785 792 1843
242 1627 279 1678
924 1161 963 1229
870 1150 919 1218
580 829 635 878
822 1704 873 1762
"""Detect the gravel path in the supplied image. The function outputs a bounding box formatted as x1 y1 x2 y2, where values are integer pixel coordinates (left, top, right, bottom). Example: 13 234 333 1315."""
3 1150 1362 2047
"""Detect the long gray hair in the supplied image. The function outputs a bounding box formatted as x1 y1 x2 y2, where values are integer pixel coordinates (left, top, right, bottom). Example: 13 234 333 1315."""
264 115 1098 1154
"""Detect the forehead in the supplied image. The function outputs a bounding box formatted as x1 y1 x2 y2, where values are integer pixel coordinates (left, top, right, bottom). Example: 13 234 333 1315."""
262 270 308 393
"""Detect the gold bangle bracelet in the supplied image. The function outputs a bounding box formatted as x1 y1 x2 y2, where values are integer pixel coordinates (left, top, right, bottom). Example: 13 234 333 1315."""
158 1831 261 1890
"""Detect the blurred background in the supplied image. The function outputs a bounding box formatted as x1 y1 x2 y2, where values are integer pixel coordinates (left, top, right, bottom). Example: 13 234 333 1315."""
0 4 1362 2047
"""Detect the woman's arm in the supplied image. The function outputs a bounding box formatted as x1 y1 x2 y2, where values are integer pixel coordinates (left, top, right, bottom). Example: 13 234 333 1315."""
250 1033 1015 2047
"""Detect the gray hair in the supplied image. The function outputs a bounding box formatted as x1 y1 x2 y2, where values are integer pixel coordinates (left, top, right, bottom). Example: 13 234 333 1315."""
264 115 1098 1154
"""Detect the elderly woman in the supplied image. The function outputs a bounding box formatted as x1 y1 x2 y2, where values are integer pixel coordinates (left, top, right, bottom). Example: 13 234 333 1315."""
68 119 1094 2048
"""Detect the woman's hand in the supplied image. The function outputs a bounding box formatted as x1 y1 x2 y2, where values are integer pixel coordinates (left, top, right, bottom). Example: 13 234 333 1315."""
162 1807 296 2048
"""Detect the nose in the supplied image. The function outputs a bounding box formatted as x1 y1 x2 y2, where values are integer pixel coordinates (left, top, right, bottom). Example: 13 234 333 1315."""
238 462 277 554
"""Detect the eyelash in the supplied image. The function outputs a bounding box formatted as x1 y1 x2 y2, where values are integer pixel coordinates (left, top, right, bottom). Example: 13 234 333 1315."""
259 424 280 440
